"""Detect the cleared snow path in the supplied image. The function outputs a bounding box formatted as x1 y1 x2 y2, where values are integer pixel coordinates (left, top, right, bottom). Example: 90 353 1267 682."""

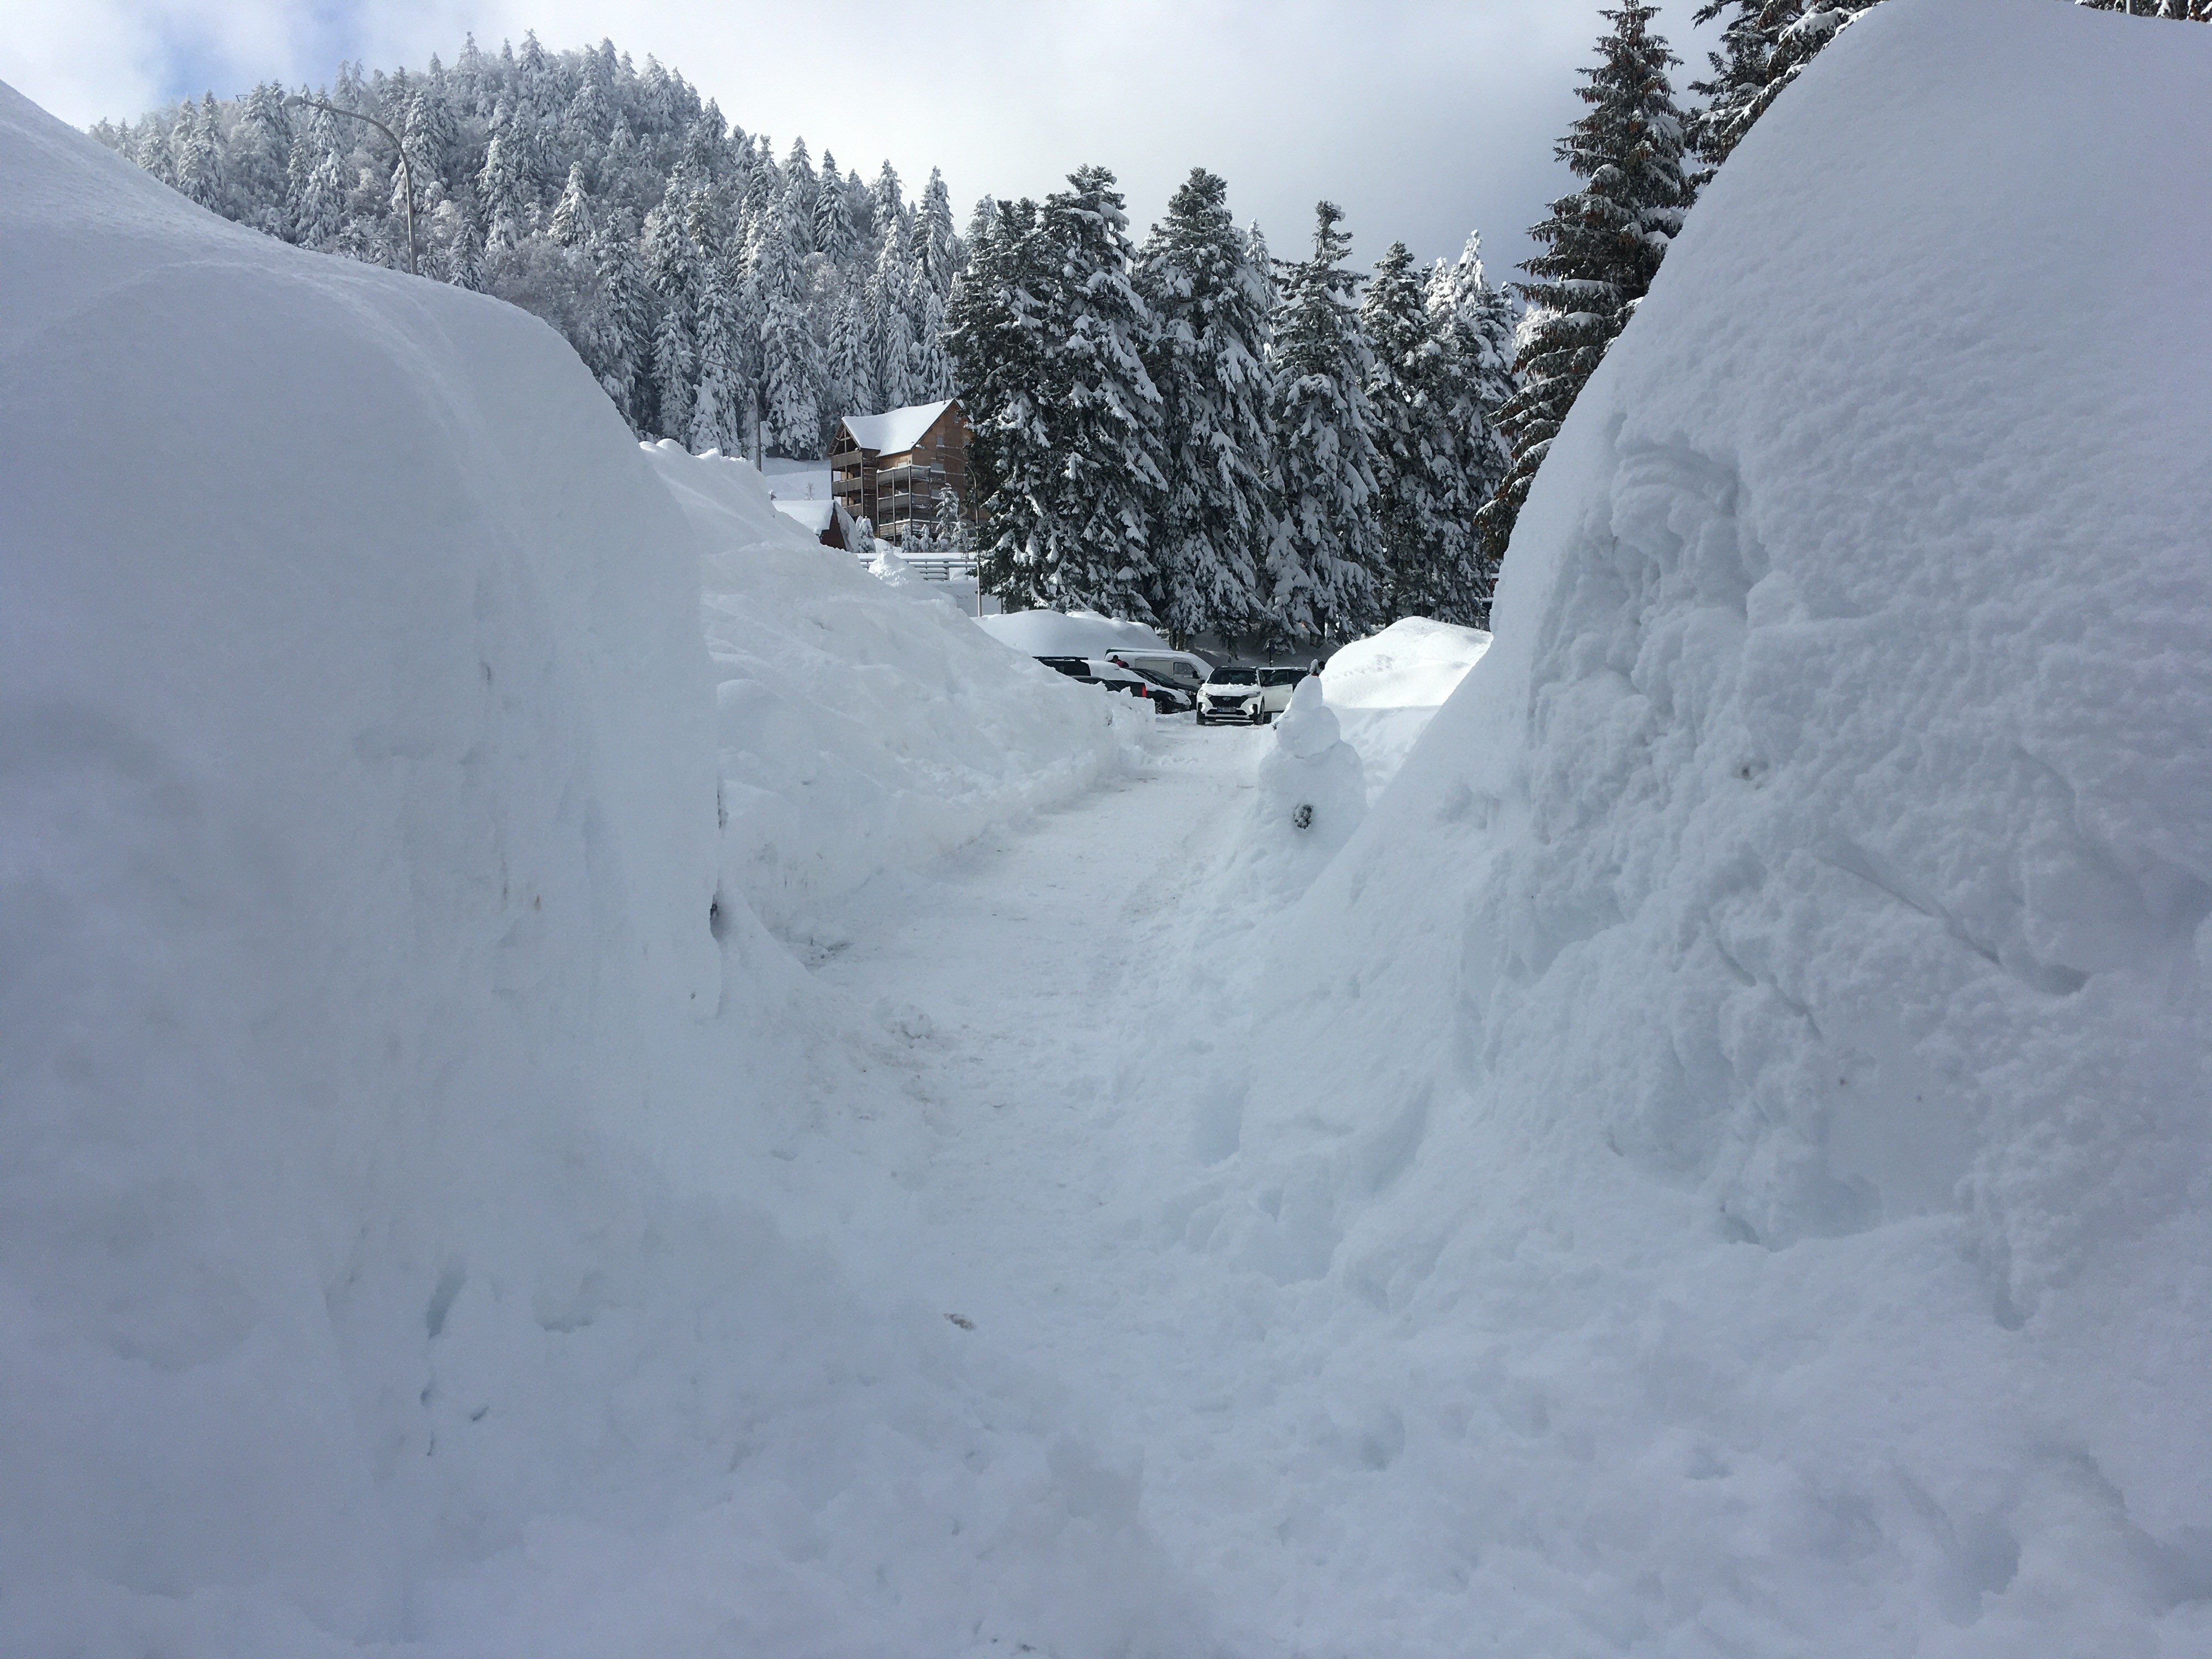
810 721 1257 1355
805 720 1302 1644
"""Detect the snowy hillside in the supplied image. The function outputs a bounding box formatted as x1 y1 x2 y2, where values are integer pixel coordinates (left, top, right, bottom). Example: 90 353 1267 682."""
0 79 1193 1658
1178 0 2212 1649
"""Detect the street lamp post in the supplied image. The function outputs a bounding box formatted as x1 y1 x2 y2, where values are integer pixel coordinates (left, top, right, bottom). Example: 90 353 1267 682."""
291 96 416 277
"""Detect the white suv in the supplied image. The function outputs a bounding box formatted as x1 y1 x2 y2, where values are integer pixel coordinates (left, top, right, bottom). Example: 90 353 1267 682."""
1197 665 1311 725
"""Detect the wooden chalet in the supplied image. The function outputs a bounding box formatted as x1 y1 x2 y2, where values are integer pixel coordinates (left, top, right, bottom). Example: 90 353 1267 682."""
829 399 972 542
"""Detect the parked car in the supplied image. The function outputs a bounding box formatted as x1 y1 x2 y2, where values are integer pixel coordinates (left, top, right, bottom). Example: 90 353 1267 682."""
1035 654 1192 713
1114 651 1211 696
1197 664 1311 725
1105 654 1198 715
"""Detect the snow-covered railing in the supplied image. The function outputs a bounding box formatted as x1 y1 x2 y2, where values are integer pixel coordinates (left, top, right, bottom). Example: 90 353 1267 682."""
862 552 977 582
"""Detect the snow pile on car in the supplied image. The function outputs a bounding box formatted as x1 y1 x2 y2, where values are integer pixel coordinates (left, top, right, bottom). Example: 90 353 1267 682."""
1186 1 2212 1650
977 606 1186 662
1319 616 1493 798
645 441 1141 938
0 82 1198 1659
1319 616 1490 709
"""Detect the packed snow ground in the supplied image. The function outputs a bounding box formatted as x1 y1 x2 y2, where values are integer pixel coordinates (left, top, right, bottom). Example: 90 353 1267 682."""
7 1 2212 1655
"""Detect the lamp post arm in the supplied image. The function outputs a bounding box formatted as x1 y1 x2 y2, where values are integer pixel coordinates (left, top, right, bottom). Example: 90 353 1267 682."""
290 95 416 277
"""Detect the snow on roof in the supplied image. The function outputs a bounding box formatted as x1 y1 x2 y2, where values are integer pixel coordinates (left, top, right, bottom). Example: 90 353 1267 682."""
772 496 834 534
839 399 955 455
975 607 1175 662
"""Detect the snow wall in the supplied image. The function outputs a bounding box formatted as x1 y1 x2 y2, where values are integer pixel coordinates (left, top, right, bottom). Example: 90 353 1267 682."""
1201 1 2212 1649
0 82 1192 1657
651 442 1142 938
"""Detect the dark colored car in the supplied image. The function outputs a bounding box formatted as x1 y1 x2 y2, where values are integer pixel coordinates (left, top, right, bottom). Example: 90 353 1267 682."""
1035 655 1193 713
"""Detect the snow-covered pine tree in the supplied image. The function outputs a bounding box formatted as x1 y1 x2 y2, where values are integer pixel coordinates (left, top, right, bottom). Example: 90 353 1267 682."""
1264 202 1385 646
2074 1 2209 19
933 483 970 558
872 224 920 411
595 228 653 433
477 98 533 245
407 70 460 196
783 137 817 213
644 177 701 442
564 65 612 150
814 149 859 261
287 106 348 250
944 196 1056 608
1361 239 1462 624
692 249 749 454
1135 167 1274 644
1477 1 1694 571
755 177 824 456
906 210 955 400
870 161 904 244
1690 1 1884 167
1019 166 1167 621
828 286 877 424
169 93 226 214
899 168 962 402
550 162 592 245
915 168 960 295
1425 235 1517 624
653 296 697 445
101 36 979 456
447 202 488 292
230 84 292 234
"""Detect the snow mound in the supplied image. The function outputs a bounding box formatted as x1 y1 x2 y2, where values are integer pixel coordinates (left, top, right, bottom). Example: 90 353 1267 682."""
978 606 1180 661
1319 617 1493 799
1197 1 2212 1649
1190 677 1372 924
0 81 1200 1657
1250 678 1367 889
1319 616 1491 709
644 442 1141 937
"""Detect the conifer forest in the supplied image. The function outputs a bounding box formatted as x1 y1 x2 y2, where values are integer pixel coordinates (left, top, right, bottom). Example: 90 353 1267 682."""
93 0 2205 642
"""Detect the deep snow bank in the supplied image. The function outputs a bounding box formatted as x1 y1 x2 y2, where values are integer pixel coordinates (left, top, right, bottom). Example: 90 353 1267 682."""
645 443 1139 937
0 83 1197 1657
1194 1 2212 1649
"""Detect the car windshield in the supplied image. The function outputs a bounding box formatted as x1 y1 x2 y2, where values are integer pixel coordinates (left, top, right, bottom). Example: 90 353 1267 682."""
1261 668 1305 686
1209 667 1257 685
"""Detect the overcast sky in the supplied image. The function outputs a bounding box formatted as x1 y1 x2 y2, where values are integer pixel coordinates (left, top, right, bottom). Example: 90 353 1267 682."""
2 0 1722 282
